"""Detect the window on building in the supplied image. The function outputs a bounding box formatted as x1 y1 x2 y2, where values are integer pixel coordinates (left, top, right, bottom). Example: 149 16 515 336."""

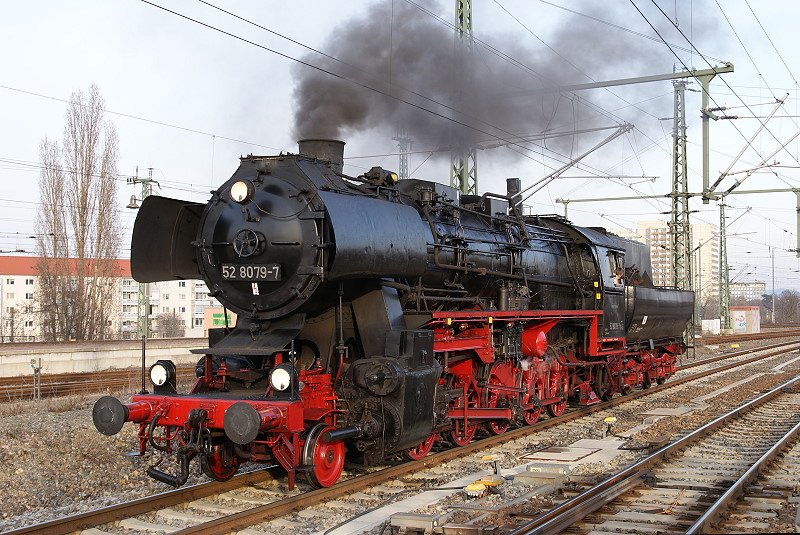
179 320 186 326
162 307 169 313
25 279 33 285
179 307 186 313
24 320 33 327
5 279 13 285
5 293 13 299
194 318 203 326
163 294 169 300
25 293 33 300
178 281 186 287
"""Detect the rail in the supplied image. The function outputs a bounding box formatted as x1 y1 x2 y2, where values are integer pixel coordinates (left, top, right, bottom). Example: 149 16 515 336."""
507 374 800 534
686 418 800 534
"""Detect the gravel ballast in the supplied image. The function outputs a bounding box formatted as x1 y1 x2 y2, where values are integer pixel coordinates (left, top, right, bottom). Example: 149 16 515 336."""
0 394 208 531
0 339 796 532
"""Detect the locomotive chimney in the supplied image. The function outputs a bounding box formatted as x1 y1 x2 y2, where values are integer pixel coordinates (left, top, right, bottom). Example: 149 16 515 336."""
298 139 345 173
506 177 522 205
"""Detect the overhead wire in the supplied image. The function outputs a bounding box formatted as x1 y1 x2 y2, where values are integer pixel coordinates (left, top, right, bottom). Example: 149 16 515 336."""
141 0 610 181
627 0 800 256
1 0 681 214
492 0 670 131
0 83 280 152
487 1 776 222
0 157 209 198
142 0 643 186
0 0 610 188
644 0 800 170
713 0 800 181
200 0 612 145
534 0 724 63
485 0 689 213
396 0 678 179
488 0 685 183
743 0 800 89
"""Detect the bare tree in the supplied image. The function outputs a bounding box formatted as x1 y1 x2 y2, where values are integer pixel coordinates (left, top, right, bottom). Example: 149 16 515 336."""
157 311 185 338
775 289 800 324
700 294 720 320
35 85 122 341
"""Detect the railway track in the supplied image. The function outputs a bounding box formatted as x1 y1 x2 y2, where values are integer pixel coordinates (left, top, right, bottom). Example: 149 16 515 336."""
697 329 799 345
690 419 800 533
1 331 797 403
6 341 800 535
510 375 800 535
0 367 196 401
681 338 800 371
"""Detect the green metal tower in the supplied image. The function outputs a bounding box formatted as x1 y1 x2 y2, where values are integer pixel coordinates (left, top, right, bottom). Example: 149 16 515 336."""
127 167 157 339
718 199 731 330
393 128 412 180
450 0 477 195
670 80 692 290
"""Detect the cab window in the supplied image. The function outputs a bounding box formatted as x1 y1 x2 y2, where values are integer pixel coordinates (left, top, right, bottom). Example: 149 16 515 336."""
608 251 624 286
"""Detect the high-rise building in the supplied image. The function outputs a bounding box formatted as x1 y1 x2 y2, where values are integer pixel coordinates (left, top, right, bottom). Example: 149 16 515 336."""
613 220 719 303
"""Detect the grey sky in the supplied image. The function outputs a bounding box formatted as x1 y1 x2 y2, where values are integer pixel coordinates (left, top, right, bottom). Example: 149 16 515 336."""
1 0 799 288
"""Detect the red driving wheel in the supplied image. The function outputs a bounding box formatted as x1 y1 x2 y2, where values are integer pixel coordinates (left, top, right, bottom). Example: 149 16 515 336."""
546 367 568 418
546 399 567 417
523 406 542 425
485 394 510 435
405 433 437 460
485 361 513 435
449 378 479 446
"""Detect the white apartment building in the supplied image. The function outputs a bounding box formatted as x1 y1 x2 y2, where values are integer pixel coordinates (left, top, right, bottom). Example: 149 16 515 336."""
145 278 220 338
615 220 720 302
730 280 767 303
0 256 221 341
0 266 38 342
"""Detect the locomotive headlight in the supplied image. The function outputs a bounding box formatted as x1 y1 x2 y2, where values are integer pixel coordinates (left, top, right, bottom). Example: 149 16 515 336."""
150 363 168 386
149 360 177 393
269 363 298 395
230 180 255 204
270 366 292 391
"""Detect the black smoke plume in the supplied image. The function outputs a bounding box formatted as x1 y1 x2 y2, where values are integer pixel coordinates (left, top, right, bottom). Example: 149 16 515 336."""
292 1 684 154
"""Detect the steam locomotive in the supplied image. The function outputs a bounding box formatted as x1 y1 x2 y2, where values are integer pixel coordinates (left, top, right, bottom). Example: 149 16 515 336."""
93 139 693 489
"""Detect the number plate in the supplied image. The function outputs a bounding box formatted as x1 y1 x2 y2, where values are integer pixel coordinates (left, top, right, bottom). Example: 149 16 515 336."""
221 264 281 281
